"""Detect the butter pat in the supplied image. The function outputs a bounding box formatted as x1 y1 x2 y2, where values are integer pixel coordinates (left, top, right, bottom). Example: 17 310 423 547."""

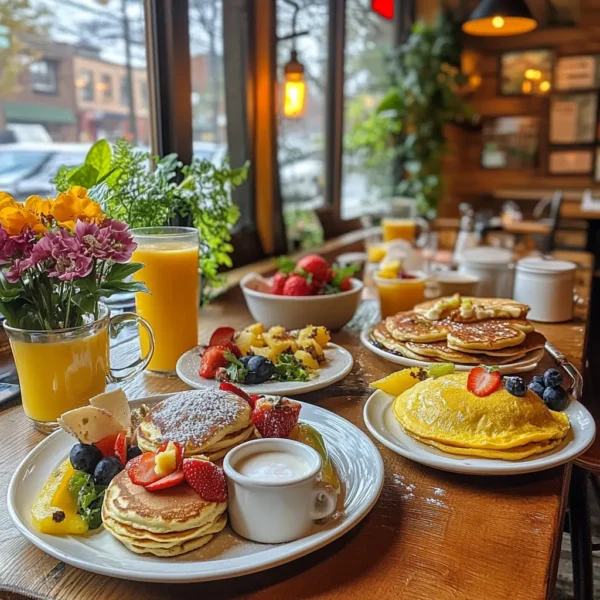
154 441 177 477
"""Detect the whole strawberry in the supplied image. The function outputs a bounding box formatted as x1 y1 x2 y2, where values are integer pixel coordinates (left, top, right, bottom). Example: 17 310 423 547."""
270 272 288 295
252 396 301 438
182 458 228 503
282 274 311 296
339 277 352 292
296 254 329 284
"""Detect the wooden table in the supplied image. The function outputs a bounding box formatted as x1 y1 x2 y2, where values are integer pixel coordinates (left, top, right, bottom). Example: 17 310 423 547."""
502 220 552 236
0 257 592 600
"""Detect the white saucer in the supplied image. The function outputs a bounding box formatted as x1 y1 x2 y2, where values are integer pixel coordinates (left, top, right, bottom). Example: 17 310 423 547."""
360 327 544 374
176 343 354 396
363 389 596 476
8 395 383 583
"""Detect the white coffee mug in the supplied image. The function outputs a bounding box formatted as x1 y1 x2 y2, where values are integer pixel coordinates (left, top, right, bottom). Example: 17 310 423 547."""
223 438 338 544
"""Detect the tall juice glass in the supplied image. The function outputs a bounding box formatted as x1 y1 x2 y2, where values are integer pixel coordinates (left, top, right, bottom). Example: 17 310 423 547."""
382 218 417 243
374 272 426 318
132 227 199 373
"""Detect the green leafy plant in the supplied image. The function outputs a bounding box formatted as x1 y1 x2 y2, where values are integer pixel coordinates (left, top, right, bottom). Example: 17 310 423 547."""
53 139 249 304
274 353 309 382
349 12 475 216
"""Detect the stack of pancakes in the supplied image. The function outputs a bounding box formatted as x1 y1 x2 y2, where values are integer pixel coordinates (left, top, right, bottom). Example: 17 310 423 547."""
136 389 254 460
102 471 227 556
393 373 570 460
371 296 546 366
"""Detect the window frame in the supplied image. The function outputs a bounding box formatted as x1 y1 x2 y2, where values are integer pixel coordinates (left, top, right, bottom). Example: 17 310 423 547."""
29 59 59 95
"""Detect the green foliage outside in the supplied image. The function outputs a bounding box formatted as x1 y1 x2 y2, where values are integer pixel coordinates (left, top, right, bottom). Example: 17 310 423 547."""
53 139 249 304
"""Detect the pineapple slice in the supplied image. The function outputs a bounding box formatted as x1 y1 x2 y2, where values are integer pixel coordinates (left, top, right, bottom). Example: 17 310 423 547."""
268 325 286 336
250 345 275 362
235 330 262 355
297 338 325 364
298 325 331 348
263 332 298 358
295 350 319 370
246 323 264 335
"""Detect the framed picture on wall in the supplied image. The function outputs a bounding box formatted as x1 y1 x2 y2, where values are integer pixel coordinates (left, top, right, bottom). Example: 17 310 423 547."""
500 49 553 96
481 116 539 169
549 93 598 144
548 149 594 175
555 55 600 91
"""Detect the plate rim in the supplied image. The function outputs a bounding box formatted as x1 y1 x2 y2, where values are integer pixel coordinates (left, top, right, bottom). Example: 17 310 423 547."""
359 326 543 374
8 394 384 583
363 388 596 476
176 342 354 396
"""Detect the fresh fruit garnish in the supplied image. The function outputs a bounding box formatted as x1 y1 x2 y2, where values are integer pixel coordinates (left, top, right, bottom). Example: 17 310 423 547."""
252 396 301 438
245 355 276 385
467 366 502 397
126 445 143 462
282 274 312 296
145 470 186 492
69 442 102 474
370 367 427 396
528 380 545 399
93 456 123 487
339 277 352 291
157 440 184 470
154 441 180 477
199 346 229 378
183 458 228 503
249 394 262 409
543 368 563 389
427 363 455 379
208 326 236 347
221 340 242 358
532 375 544 386
379 259 402 278
219 381 252 403
68 470 106 529
93 432 119 458
114 430 128 466
274 353 309 382
543 386 569 411
504 376 526 397
270 272 288 295
290 423 341 493
126 452 162 487
296 254 330 283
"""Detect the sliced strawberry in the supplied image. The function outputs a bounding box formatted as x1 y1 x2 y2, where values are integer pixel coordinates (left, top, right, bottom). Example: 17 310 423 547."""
251 396 301 438
126 452 162 487
270 272 288 295
183 458 228 503
219 381 251 403
208 327 236 347
145 470 185 492
221 340 242 358
114 430 128 466
199 346 229 379
94 432 119 458
158 440 184 469
249 394 262 410
467 366 502 397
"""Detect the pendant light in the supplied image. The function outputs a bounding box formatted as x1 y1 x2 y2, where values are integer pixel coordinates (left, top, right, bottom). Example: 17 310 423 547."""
463 0 537 36
283 50 306 118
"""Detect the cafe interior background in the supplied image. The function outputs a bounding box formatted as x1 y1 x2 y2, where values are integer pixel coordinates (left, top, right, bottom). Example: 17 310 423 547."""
4 0 600 598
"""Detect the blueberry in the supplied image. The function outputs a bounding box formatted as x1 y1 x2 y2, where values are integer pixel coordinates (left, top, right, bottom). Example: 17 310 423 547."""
247 355 267 371
245 357 275 384
93 456 123 486
543 386 569 411
528 381 546 399
543 368 563 389
505 376 526 397
240 356 252 366
69 443 102 474
126 446 142 462
532 375 544 386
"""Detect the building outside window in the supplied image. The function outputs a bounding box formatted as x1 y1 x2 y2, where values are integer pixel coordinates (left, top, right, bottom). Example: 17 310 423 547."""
140 80 148 109
29 60 59 94
120 76 129 107
100 73 113 101
77 70 94 102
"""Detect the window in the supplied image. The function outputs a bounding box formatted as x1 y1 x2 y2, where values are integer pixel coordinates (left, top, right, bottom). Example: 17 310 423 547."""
99 74 113 101
120 76 129 107
140 80 148 109
77 71 94 102
29 60 58 94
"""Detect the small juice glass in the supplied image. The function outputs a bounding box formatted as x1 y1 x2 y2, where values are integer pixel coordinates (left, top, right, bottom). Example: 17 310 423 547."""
132 227 199 373
374 272 426 317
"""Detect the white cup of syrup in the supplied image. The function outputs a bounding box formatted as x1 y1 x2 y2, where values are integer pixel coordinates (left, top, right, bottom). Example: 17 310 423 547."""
223 438 338 544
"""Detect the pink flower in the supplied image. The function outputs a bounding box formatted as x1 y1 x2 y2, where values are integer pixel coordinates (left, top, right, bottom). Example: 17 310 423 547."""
0 227 36 264
5 257 34 283
47 255 93 281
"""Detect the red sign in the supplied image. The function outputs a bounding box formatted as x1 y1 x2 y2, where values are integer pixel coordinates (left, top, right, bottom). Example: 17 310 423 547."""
371 0 393 19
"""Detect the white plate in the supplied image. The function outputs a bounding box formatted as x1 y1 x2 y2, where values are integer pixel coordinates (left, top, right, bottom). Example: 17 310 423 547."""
363 389 596 475
360 327 544 374
176 343 354 396
8 395 383 583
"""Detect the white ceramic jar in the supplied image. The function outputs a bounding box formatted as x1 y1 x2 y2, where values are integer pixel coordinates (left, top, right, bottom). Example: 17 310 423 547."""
457 247 514 298
513 257 576 322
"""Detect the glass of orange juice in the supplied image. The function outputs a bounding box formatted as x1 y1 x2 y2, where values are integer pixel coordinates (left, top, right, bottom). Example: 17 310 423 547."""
374 272 426 317
4 305 154 433
132 227 199 373
381 217 429 244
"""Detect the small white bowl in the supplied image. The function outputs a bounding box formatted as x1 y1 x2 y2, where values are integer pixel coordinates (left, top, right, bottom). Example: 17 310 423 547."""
240 273 363 330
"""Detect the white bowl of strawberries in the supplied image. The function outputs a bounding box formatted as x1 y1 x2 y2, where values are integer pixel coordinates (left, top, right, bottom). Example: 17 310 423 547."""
240 254 363 331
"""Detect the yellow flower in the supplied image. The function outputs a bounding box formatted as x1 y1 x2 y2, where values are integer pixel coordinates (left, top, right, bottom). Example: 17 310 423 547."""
0 192 17 211
0 204 46 236
53 186 104 227
25 195 55 218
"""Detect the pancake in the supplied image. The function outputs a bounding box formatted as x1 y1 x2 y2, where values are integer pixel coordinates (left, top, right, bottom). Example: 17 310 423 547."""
459 330 546 357
384 312 449 343
137 389 251 457
414 297 529 322
113 530 215 557
403 340 483 364
393 373 570 451
103 470 227 533
447 320 526 351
